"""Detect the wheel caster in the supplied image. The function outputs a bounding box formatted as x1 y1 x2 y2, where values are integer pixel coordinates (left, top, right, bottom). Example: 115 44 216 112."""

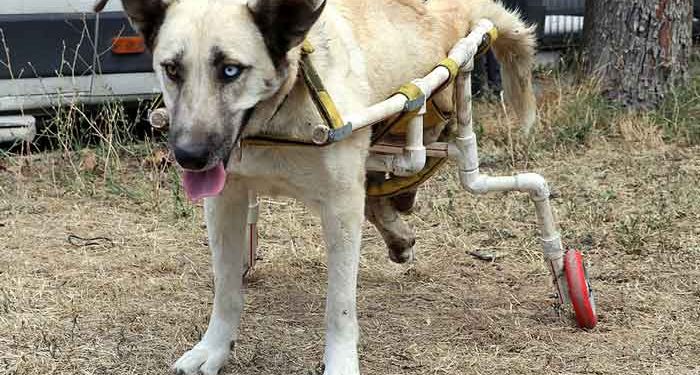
564 249 598 329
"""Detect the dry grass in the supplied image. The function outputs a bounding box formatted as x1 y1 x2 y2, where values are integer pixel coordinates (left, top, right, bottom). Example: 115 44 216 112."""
2 141 699 375
1 65 700 375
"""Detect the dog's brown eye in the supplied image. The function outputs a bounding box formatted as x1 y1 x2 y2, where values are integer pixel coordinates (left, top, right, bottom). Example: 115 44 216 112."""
163 63 181 82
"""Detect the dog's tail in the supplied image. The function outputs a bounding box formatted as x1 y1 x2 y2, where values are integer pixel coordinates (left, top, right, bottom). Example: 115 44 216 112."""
466 1 538 132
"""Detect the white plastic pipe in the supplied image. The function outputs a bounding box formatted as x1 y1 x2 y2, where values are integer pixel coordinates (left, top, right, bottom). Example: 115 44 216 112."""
364 104 427 176
345 71 449 133
346 94 408 132
367 141 455 173
394 105 427 176
346 75 444 133
149 108 170 130
412 69 450 100
450 67 569 304
447 19 495 67
244 190 259 277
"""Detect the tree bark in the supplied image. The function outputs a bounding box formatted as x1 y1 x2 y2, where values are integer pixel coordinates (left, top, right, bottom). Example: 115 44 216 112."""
583 0 693 108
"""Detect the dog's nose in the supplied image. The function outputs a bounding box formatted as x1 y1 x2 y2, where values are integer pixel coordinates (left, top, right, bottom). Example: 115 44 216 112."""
173 142 210 170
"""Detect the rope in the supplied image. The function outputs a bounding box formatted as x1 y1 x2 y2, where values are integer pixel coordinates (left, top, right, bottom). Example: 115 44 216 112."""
66 234 114 248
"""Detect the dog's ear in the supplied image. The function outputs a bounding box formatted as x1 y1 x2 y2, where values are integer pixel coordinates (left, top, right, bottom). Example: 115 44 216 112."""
248 0 326 65
118 0 170 49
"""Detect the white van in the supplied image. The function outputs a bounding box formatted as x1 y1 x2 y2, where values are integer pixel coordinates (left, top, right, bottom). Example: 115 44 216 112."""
0 0 159 142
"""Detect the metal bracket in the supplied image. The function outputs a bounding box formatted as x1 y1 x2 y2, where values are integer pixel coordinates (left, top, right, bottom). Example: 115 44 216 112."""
329 123 353 142
311 123 354 145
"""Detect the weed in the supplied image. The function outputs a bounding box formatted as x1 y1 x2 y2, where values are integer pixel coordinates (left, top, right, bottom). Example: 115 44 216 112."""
652 52 700 145
550 82 619 145
169 166 193 219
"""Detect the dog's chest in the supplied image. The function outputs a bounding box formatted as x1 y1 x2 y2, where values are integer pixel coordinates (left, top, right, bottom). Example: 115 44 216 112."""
227 145 328 196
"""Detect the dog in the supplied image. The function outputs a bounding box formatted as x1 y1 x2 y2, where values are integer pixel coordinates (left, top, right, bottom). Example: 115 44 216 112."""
98 0 536 373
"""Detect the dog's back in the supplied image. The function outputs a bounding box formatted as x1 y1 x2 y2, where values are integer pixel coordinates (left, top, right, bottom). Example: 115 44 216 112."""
336 0 537 130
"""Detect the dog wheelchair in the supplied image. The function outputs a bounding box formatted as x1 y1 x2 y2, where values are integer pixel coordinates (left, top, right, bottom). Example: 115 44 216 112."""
149 19 597 329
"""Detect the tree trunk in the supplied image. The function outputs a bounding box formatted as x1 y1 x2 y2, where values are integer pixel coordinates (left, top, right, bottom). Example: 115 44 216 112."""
583 0 693 108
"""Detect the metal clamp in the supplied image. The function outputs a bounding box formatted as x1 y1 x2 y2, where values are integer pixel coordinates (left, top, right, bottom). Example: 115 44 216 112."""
311 123 353 145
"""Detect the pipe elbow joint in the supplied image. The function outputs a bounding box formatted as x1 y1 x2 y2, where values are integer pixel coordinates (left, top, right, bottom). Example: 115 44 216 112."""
460 170 489 195
517 173 550 201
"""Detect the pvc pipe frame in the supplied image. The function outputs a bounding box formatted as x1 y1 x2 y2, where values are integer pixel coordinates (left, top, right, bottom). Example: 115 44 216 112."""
367 104 428 176
450 67 569 304
362 19 494 176
244 190 259 278
362 19 569 304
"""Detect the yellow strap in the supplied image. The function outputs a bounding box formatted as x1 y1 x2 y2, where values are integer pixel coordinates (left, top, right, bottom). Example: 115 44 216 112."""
437 58 460 83
396 83 424 104
301 39 315 55
317 92 345 130
299 40 347 132
487 27 499 43
430 57 461 96
477 27 499 57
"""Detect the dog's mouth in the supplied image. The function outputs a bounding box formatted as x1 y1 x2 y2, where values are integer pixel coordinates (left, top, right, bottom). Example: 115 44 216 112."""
178 107 256 202
181 162 227 202
179 145 234 202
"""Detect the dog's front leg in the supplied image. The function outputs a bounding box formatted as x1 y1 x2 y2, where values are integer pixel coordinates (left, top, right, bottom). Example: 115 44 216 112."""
320 195 363 375
174 184 248 375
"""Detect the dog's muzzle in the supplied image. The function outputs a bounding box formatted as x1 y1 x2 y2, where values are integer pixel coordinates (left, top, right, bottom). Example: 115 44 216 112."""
169 106 257 202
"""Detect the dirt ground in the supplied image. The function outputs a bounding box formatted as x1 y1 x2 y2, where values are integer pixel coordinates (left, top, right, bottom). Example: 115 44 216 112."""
1 132 699 375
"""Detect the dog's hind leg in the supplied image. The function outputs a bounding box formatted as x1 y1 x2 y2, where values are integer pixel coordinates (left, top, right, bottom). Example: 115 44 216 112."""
365 190 417 264
173 184 248 375
318 188 364 375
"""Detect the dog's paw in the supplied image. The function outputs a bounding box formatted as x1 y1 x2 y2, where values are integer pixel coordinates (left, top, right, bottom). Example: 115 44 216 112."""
322 349 359 375
173 343 229 375
388 239 416 264
389 245 415 263
322 362 360 375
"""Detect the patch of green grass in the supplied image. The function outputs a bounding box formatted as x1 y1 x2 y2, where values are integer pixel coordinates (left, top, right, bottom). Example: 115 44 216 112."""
524 48 700 149
550 85 620 146
539 70 698 149
169 167 193 219
105 176 147 201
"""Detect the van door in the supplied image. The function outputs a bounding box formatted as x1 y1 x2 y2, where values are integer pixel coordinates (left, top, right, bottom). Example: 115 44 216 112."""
0 0 158 112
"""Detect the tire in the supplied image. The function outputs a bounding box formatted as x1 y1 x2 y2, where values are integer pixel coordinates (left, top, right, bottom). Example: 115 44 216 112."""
564 249 598 329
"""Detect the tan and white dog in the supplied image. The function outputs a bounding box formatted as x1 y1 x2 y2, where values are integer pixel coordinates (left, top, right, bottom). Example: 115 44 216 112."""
100 0 536 373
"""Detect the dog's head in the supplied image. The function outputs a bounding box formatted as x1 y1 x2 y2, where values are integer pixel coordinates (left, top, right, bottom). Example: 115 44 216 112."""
116 0 325 199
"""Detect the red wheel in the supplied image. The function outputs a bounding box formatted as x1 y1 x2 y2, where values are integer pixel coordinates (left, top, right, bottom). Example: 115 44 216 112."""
564 249 598 329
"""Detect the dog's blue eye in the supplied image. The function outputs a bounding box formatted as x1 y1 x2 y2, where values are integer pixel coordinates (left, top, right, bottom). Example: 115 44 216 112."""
222 65 241 80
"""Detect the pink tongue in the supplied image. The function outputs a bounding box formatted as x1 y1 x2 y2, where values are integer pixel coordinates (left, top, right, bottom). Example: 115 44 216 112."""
182 162 227 201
